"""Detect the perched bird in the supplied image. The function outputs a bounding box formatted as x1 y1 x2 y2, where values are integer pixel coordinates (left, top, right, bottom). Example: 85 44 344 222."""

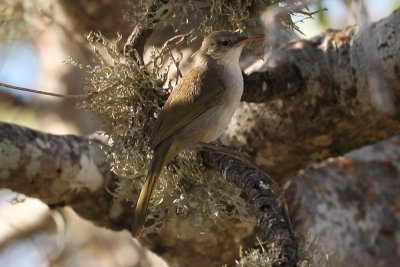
132 30 264 236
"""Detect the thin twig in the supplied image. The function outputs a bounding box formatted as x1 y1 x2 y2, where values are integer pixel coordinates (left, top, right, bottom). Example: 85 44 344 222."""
169 50 183 78
0 30 196 100
0 82 97 99
142 28 197 70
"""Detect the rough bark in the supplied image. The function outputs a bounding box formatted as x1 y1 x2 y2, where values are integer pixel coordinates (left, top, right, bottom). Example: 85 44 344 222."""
202 149 298 266
0 122 132 231
223 8 400 183
3 2 400 266
286 136 400 266
2 127 400 266
0 122 297 266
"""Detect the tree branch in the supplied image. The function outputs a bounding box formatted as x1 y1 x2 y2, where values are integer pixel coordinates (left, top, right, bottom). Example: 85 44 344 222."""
242 8 400 105
226 8 400 182
0 122 132 231
124 26 153 62
202 148 297 266
285 135 400 265
0 121 298 266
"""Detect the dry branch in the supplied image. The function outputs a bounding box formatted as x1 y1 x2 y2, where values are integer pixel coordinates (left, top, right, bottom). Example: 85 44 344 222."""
124 26 153 62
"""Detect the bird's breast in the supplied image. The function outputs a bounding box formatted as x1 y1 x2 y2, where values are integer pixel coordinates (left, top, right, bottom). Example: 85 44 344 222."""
199 62 243 142
221 60 244 102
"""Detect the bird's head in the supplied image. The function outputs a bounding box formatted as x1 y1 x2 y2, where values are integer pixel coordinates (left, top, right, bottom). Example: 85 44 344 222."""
197 30 264 64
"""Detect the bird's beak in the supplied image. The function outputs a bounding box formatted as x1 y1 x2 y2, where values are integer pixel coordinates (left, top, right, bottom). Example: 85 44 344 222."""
234 34 264 47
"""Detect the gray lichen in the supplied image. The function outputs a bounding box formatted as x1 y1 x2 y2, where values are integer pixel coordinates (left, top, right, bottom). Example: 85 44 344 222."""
234 234 326 267
76 32 253 234
72 1 319 233
125 0 307 36
0 139 21 178
24 144 42 178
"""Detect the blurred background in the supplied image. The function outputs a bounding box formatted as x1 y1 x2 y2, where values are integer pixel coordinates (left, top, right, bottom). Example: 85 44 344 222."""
0 0 399 266
2 0 400 135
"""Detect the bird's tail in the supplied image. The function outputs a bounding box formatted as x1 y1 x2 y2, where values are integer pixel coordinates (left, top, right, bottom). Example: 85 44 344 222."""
132 140 172 237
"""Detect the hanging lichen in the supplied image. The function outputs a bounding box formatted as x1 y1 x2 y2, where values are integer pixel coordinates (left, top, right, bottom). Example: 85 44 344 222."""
0 0 323 236
73 32 254 234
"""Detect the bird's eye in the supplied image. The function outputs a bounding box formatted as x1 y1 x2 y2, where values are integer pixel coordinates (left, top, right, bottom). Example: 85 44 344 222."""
221 40 229 46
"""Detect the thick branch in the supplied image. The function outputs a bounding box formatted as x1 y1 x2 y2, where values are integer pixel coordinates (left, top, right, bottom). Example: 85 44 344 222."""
0 122 132 231
285 135 400 265
242 9 400 105
0 121 297 266
226 8 400 182
202 149 297 267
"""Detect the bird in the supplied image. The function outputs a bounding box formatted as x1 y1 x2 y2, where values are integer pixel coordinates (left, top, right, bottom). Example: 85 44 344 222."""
132 30 264 236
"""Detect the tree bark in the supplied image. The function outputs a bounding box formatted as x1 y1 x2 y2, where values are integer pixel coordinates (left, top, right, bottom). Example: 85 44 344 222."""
0 122 297 266
2 3 400 266
223 8 400 183
202 148 298 266
0 122 132 231
286 135 400 266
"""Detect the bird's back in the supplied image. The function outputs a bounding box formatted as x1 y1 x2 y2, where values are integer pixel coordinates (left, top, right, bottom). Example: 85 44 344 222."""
150 66 226 149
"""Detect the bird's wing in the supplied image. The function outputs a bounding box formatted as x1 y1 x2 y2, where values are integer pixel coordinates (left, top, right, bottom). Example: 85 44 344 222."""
150 66 226 149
